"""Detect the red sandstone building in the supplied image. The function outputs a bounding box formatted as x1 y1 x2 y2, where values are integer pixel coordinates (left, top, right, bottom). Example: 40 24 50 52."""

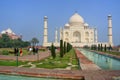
0 28 22 40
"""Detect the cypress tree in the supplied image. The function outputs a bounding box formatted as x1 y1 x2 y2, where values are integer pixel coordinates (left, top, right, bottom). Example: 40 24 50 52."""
108 45 112 51
63 41 66 54
66 43 72 52
51 43 56 59
104 44 107 52
70 44 72 50
67 43 70 52
60 40 63 57
101 44 103 51
98 44 100 51
67 42 69 52
94 45 97 50
91 45 93 50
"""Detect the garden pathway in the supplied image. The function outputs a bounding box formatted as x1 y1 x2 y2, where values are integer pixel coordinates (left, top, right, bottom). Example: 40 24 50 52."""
0 66 120 80
0 51 51 61
0 49 120 80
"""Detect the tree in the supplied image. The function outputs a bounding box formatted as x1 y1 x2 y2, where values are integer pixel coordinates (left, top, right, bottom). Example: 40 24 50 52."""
108 45 112 51
63 41 66 54
60 40 63 57
91 45 97 50
67 42 72 52
98 44 100 51
1 34 10 42
101 44 103 51
51 43 56 59
0 34 11 47
104 44 107 52
0 34 30 48
83 45 89 49
31 37 39 46
67 43 69 52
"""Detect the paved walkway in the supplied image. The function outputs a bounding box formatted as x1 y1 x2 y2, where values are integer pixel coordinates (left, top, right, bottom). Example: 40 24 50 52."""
0 66 120 80
75 49 101 70
0 49 120 80
0 51 51 61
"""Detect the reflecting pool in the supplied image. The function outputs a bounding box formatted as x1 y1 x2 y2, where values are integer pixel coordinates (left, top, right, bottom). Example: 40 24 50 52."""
0 74 59 80
78 48 120 70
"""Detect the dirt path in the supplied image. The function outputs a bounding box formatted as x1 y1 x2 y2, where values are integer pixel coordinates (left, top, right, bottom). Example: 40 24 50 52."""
0 51 51 61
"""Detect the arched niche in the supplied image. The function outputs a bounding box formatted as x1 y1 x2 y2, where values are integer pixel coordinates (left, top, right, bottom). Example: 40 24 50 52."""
65 38 69 42
85 32 89 37
73 31 81 42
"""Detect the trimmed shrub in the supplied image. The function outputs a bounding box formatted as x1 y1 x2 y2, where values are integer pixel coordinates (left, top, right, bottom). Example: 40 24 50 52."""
60 40 63 57
2 50 9 55
51 43 56 59
63 41 67 54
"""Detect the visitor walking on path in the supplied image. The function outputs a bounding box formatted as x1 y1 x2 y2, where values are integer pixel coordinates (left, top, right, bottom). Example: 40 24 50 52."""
28 47 32 55
33 47 36 55
20 48 23 56
14 48 19 56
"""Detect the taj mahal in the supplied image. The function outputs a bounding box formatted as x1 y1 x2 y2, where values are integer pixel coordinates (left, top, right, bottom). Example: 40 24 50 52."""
43 12 113 47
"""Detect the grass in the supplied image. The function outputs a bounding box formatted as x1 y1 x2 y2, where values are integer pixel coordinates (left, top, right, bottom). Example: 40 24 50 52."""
0 60 28 66
103 51 120 56
34 48 79 69
90 48 120 56
0 48 29 56
0 48 79 70
0 48 46 56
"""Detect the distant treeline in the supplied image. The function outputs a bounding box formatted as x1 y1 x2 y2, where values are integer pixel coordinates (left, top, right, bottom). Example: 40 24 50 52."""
0 34 30 48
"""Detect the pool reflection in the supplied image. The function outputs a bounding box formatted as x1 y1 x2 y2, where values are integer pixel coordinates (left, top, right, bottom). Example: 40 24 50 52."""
78 48 120 70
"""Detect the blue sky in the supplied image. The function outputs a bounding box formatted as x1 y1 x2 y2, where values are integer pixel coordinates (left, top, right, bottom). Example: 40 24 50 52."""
0 0 120 46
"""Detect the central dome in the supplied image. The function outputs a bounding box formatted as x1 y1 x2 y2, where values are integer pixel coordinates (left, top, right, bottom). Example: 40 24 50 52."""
69 13 84 26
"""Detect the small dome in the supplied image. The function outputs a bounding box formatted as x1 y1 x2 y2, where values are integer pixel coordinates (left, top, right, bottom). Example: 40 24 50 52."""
6 28 13 33
65 23 70 27
1 28 15 35
69 13 84 26
84 23 89 27
1 30 5 34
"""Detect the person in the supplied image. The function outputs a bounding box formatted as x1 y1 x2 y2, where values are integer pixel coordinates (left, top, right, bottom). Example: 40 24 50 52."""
35 47 39 61
14 48 19 56
29 47 32 55
35 47 39 54
32 46 35 55
20 48 23 56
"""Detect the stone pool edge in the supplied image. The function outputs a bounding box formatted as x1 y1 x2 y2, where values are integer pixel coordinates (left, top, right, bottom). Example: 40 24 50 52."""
0 66 84 80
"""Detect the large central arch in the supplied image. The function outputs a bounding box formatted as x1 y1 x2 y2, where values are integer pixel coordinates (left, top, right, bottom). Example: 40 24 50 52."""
73 31 81 42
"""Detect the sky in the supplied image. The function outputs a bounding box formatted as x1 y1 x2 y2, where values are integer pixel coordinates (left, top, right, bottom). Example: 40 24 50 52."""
0 0 120 46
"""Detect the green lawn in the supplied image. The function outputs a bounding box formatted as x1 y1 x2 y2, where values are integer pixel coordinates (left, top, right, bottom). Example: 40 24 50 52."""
0 48 79 70
0 60 28 66
0 48 46 56
0 48 29 56
104 51 120 56
34 48 79 69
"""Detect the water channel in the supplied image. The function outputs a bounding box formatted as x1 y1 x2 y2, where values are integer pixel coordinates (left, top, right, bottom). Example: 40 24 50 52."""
78 48 120 70
0 74 60 80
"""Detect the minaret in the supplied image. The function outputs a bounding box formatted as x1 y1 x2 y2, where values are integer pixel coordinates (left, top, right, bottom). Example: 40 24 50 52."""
55 28 58 43
94 28 98 43
43 16 48 46
108 15 113 46
60 27 63 40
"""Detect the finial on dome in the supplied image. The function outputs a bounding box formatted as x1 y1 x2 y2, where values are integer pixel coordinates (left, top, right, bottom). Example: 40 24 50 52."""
75 11 78 13
108 14 112 17
44 16 48 19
